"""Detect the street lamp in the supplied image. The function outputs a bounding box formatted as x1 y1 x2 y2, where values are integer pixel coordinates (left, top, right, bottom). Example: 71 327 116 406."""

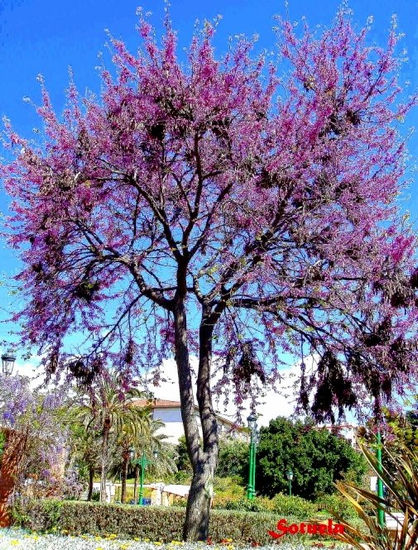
286 468 294 497
137 449 158 506
1 349 16 376
246 412 259 500
376 428 385 528
129 447 135 462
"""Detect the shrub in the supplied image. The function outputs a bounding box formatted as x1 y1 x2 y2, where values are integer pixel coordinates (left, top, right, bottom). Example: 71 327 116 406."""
212 476 246 509
335 444 418 550
11 498 326 545
257 417 367 500
224 498 264 512
216 439 249 481
316 493 357 521
270 493 318 519
218 496 274 513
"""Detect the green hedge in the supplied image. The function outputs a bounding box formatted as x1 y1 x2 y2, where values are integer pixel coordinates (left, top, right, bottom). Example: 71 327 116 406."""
12 499 314 545
213 493 319 520
269 494 318 519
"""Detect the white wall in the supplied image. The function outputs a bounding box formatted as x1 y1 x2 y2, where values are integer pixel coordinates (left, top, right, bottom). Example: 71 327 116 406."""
152 406 244 443
153 407 185 443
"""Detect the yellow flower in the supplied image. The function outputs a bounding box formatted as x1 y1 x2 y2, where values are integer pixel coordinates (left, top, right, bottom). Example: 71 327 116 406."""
10 542 20 547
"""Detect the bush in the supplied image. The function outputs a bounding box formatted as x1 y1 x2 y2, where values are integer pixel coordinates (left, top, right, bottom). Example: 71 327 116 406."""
212 476 246 509
316 493 357 521
216 439 248 481
223 498 265 512
11 498 322 545
257 417 367 500
270 493 318 519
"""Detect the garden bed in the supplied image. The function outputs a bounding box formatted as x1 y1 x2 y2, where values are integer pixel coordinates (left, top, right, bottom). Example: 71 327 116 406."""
0 527 352 549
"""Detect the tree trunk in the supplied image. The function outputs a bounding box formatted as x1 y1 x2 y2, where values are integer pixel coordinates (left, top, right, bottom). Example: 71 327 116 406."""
133 463 139 502
121 449 129 504
100 419 111 502
184 458 216 540
87 466 94 501
0 428 28 527
174 297 219 541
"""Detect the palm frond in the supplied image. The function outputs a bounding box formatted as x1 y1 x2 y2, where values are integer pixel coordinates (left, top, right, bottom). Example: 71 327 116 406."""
333 444 417 550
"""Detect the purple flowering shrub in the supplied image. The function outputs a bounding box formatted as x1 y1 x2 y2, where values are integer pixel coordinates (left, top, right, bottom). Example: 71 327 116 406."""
0 374 82 498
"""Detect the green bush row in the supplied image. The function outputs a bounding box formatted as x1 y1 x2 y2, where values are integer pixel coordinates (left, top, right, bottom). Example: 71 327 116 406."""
12 499 321 545
213 492 357 521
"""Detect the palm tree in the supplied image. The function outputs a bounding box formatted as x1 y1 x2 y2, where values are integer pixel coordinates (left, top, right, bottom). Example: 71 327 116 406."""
112 416 176 504
115 409 155 503
67 419 102 500
75 372 148 502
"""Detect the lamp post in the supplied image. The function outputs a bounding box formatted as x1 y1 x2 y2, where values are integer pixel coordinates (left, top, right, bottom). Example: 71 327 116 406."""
1 349 16 376
138 449 158 506
246 412 259 500
286 468 294 497
376 429 385 528
128 447 135 503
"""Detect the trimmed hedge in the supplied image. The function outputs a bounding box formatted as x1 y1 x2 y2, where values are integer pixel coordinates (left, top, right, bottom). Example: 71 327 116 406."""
12 499 308 545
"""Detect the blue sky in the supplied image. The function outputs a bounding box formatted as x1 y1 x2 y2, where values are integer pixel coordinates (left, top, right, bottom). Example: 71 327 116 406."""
0 0 417 348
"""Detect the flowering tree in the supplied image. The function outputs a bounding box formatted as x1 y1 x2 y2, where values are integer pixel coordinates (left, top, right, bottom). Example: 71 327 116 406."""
0 375 72 508
1 9 417 540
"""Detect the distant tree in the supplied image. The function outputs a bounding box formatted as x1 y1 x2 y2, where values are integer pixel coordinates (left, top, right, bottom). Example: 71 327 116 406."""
2 7 417 540
356 403 418 476
256 417 366 500
75 372 146 501
111 416 172 504
216 439 248 482
67 420 101 500
175 436 193 474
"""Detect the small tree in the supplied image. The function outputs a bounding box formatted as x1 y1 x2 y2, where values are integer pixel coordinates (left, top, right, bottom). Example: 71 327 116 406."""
113 417 168 504
0 374 70 513
75 372 146 501
67 421 101 501
216 439 248 481
1 8 417 540
256 417 366 500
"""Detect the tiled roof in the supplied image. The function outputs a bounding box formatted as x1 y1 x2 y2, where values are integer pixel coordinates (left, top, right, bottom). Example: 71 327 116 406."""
131 398 183 408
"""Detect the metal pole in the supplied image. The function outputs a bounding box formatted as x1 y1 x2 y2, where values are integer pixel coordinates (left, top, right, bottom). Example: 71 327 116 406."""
138 452 146 506
247 437 254 500
252 441 257 499
288 478 292 497
376 430 385 528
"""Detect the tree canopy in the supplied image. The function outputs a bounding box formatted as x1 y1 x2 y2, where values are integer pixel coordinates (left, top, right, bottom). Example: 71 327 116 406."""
256 417 366 500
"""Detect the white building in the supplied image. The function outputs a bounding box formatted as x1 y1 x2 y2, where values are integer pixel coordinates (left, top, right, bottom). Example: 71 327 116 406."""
322 423 358 447
132 398 246 443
